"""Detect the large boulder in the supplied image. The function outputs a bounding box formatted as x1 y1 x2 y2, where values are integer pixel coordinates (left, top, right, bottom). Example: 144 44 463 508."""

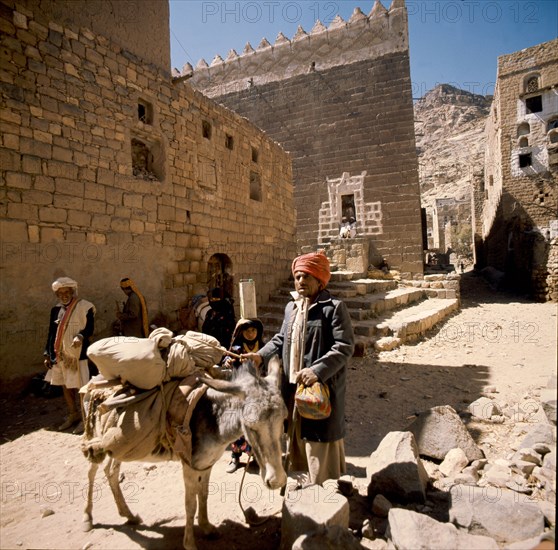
449 486 545 543
387 508 498 549
281 484 350 550
407 405 484 461
367 431 429 503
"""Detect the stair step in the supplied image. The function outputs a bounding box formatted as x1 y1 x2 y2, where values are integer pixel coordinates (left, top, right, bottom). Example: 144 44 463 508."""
376 297 459 341
345 288 425 317
255 269 460 357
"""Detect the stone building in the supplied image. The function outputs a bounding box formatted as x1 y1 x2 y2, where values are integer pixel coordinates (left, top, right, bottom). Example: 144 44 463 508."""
430 197 471 253
187 0 423 276
0 0 295 386
474 38 558 300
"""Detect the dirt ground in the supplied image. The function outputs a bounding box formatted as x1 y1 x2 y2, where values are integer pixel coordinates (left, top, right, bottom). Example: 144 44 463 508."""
1 272 556 550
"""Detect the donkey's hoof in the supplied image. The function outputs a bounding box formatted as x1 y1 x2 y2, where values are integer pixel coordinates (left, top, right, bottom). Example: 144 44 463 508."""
82 520 93 532
201 523 219 539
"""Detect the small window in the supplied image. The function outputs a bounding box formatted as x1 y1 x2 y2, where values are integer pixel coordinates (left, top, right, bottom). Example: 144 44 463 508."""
131 138 161 181
517 122 530 136
249 171 262 201
251 146 259 163
225 134 234 150
519 153 532 168
489 175 494 187
526 76 539 93
518 137 529 148
547 119 558 132
137 100 153 124
202 120 212 140
525 96 542 114
549 131 558 145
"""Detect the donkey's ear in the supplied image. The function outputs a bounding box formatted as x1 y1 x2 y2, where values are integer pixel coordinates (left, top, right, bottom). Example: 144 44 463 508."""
199 376 246 399
265 355 282 388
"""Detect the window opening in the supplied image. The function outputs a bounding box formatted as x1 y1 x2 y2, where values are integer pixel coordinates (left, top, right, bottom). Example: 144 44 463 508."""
519 153 532 168
202 120 212 140
137 100 153 124
517 122 530 136
250 171 262 201
518 137 529 148
525 96 542 114
341 194 356 221
251 146 259 163
131 138 162 181
225 134 234 150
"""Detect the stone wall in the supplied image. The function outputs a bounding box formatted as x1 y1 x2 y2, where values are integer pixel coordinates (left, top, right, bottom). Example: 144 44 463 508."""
0 0 295 386
12 0 170 72
188 0 423 276
474 38 558 298
545 238 558 301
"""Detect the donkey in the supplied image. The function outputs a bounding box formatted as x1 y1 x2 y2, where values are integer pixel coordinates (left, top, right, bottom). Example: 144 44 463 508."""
81 357 287 550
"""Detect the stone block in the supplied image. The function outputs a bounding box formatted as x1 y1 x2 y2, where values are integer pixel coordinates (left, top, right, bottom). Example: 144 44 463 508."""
387 508 498 550
0 219 28 242
367 431 429 503
449 486 544 543
281 484 349 550
407 405 484 462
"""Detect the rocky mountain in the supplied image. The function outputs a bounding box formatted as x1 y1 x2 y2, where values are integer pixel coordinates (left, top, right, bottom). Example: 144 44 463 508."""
414 84 492 209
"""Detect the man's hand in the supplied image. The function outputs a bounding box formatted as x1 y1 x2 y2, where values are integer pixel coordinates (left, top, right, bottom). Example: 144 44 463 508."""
71 335 83 348
241 353 263 368
296 368 318 386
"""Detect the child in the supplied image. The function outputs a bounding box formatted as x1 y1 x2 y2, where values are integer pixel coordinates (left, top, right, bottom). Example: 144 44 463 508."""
223 318 265 473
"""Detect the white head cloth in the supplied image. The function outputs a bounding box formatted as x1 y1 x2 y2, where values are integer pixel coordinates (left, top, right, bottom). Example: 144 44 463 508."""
52 277 79 295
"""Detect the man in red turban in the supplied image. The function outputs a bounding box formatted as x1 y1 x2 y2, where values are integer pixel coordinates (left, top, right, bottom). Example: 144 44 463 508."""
291 252 331 289
244 251 354 486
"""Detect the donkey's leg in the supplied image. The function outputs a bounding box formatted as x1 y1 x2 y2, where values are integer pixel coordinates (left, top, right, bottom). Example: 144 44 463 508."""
82 460 100 532
197 467 217 537
182 462 202 550
104 458 141 524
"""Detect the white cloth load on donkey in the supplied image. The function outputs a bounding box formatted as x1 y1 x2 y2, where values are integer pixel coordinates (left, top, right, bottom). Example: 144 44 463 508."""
86 328 226 389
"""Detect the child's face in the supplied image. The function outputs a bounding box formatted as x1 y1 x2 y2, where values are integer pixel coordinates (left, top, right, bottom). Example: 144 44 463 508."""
242 327 258 341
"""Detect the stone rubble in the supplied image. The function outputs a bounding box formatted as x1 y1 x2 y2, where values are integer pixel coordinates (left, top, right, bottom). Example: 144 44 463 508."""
280 376 556 549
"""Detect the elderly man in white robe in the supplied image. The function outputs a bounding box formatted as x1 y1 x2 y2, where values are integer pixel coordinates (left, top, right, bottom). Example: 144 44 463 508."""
43 277 95 433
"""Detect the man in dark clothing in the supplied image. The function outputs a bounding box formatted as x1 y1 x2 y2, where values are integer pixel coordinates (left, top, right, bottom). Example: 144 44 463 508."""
115 277 148 337
243 252 354 485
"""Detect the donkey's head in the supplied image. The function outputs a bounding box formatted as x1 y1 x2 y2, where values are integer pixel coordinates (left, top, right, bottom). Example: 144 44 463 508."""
201 356 287 489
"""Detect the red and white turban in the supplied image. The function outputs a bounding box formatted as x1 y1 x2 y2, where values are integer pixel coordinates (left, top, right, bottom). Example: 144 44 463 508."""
291 252 331 288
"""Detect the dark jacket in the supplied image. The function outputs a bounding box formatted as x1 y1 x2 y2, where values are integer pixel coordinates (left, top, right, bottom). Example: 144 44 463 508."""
258 289 354 442
120 291 144 337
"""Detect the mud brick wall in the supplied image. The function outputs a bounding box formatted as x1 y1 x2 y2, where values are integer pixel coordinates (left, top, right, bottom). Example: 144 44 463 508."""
0 0 296 386
189 2 424 276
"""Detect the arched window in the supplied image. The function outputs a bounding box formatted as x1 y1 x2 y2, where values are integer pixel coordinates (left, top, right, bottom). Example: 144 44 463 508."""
518 137 529 148
525 76 539 93
517 122 530 137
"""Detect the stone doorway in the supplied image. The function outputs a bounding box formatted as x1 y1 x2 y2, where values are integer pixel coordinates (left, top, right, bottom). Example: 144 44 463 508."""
207 253 234 298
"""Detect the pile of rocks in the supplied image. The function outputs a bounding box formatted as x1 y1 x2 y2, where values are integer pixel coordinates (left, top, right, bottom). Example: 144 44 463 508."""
280 376 556 549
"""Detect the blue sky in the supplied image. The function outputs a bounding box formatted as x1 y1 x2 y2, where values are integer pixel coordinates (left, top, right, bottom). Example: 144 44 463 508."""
169 0 557 99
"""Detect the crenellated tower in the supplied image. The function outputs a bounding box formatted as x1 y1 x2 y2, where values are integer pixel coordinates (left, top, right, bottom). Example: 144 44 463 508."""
187 0 423 274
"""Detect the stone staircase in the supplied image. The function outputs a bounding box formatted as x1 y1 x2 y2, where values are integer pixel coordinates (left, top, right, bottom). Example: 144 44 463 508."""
258 270 460 356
